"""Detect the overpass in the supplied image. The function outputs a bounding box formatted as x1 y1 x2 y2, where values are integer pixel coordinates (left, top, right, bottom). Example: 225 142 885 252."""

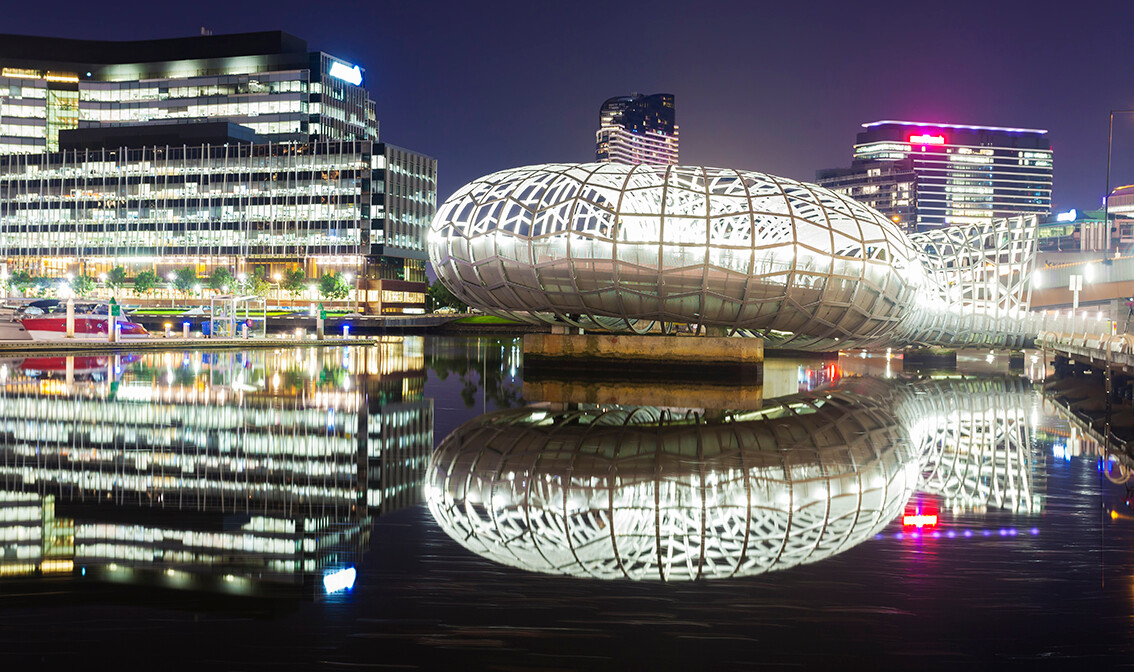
1031 256 1134 310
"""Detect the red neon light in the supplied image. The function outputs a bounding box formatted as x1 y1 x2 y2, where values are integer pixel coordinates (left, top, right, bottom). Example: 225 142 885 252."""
903 514 938 527
909 134 945 145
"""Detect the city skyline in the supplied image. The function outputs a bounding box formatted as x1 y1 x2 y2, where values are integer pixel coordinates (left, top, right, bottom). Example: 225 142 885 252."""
3 1 1134 213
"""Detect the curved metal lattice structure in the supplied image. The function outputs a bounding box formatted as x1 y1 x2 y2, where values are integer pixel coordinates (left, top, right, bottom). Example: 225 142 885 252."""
426 381 918 580
426 376 1045 580
429 163 1039 350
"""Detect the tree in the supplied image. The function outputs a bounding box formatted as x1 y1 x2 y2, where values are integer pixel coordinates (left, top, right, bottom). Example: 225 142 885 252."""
105 266 128 291
71 275 96 297
427 280 467 311
134 270 159 296
318 271 349 301
282 269 307 299
173 267 197 296
208 267 234 293
9 271 32 296
32 276 55 297
245 266 271 297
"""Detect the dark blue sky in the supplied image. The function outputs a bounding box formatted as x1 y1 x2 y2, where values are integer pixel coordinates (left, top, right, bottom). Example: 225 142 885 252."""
7 0 1134 210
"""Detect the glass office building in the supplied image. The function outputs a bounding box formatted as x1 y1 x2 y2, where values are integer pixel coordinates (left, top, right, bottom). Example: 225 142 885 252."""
818 120 1052 232
595 93 678 166
0 31 434 312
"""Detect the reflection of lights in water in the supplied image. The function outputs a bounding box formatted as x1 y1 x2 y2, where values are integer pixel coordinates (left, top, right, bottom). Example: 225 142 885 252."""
323 567 356 594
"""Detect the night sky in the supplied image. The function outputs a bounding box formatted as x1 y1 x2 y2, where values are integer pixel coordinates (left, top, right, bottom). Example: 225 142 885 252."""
6 0 1134 211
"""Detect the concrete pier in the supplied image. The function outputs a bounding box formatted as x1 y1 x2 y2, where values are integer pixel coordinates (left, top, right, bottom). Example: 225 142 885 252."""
522 333 763 370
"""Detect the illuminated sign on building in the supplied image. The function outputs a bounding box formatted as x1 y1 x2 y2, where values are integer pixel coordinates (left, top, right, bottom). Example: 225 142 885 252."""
909 134 946 145
1055 209 1077 222
329 61 363 86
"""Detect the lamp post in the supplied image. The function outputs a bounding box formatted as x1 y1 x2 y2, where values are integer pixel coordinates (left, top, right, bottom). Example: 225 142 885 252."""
1104 110 1134 262
343 272 355 315
273 272 281 308
166 271 176 308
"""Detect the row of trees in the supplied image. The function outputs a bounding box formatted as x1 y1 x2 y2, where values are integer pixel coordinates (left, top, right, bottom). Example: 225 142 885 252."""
3 266 352 301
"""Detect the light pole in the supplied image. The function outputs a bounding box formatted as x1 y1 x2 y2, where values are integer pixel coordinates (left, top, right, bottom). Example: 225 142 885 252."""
343 272 355 315
273 272 281 308
1104 110 1134 263
166 271 176 308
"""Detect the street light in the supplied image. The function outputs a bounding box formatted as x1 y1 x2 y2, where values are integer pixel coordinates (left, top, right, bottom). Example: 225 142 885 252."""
273 272 282 307
166 271 176 308
1104 109 1134 262
343 272 355 314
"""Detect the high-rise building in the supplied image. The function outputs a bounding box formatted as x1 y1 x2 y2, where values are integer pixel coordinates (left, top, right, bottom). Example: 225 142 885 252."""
595 93 678 166
0 31 434 313
817 120 1052 232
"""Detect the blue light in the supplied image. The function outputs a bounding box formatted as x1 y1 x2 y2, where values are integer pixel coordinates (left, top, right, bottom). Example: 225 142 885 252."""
323 567 356 593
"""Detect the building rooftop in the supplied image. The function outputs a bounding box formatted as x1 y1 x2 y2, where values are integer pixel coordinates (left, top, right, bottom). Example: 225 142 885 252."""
861 120 1048 135
0 31 308 64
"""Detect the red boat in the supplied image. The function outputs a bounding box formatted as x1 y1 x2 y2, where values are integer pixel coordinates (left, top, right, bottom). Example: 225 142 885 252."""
17 300 149 341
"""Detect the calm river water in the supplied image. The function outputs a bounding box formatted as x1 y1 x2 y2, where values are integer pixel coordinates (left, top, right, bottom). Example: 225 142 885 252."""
1 336 1132 670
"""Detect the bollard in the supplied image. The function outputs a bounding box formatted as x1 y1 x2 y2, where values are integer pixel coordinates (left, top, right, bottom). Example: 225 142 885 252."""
108 314 117 343
183 321 190 338
66 299 75 338
342 324 350 338
316 315 325 340
164 322 172 338
242 322 249 339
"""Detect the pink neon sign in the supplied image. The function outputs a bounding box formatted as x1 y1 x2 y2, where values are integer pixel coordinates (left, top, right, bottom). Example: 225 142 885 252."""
909 134 946 145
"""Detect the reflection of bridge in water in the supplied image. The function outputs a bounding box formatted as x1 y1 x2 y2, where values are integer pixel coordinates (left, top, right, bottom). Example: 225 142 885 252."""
426 376 1048 581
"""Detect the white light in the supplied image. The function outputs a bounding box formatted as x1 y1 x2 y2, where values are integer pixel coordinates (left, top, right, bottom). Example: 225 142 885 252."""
166 272 176 281
1056 209 1077 222
328 62 362 86
323 567 357 593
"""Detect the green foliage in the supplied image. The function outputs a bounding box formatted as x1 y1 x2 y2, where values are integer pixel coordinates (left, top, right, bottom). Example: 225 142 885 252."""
208 267 234 292
173 267 198 295
9 271 32 295
105 266 128 290
71 275 96 297
427 281 467 311
282 269 308 298
32 276 57 297
318 272 350 300
242 266 271 296
134 270 159 296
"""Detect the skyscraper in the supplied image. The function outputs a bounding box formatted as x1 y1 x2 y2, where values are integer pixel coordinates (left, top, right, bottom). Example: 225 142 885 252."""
595 93 678 166
817 120 1052 232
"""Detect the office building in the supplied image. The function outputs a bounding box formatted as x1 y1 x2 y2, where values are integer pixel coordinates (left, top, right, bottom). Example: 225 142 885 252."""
595 93 678 166
817 120 1052 232
0 31 434 313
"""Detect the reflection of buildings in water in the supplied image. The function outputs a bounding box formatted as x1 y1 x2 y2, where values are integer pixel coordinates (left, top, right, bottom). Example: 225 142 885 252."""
427 376 1047 581
427 381 919 581
0 342 433 596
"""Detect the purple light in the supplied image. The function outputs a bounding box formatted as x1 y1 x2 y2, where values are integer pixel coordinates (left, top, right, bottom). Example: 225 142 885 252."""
931 531 941 538
964 530 973 538
983 530 992 537
946 530 956 538
895 532 904 540
1008 529 1018 536
999 529 1008 536
1030 528 1040 535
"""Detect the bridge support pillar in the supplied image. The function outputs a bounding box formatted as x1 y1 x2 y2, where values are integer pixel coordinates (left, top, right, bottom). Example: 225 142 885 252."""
523 333 763 372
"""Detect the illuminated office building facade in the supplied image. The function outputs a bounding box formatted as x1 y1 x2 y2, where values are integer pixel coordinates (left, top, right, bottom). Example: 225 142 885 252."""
595 93 678 166
0 31 434 312
817 120 1052 232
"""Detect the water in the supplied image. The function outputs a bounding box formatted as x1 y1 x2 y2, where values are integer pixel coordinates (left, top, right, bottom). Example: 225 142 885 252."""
1 337 1133 669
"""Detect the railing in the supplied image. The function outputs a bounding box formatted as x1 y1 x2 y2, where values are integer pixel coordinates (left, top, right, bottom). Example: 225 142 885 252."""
1032 256 1134 291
